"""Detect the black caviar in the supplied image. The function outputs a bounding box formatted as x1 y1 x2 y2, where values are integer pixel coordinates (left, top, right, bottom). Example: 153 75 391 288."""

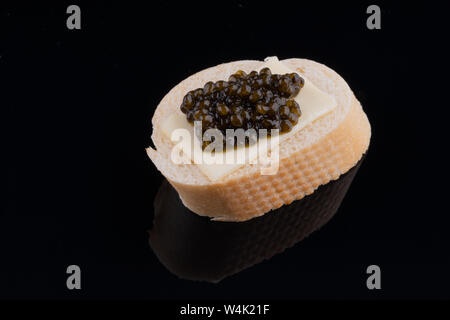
180 68 304 149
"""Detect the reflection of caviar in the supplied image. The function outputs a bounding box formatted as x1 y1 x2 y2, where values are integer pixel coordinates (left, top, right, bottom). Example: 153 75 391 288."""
180 68 304 149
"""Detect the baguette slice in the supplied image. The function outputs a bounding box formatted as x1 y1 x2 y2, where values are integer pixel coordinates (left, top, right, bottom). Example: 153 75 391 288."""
146 58 371 221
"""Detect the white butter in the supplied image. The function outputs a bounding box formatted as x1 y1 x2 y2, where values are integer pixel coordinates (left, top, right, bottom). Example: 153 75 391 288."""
161 57 337 181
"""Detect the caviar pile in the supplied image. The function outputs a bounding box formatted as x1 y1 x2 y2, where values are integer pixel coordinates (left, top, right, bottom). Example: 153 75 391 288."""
180 68 304 149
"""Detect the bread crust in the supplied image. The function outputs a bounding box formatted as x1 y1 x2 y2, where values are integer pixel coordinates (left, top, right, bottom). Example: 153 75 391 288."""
147 59 371 221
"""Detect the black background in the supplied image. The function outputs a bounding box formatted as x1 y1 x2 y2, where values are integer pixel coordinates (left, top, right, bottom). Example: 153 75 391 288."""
1 1 448 300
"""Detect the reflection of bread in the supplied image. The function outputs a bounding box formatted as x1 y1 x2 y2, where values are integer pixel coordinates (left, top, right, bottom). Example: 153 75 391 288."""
147 58 371 221
150 158 363 282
